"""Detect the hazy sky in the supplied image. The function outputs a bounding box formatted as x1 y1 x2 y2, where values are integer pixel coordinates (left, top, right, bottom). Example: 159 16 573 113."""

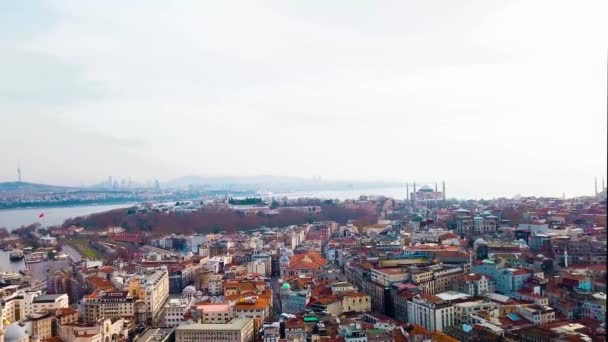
1 0 606 199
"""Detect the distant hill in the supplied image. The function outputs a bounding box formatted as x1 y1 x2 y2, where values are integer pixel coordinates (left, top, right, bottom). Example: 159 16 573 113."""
0 181 80 193
167 175 401 191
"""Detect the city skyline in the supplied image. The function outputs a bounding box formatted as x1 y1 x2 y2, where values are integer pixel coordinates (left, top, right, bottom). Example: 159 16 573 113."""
1 1 607 199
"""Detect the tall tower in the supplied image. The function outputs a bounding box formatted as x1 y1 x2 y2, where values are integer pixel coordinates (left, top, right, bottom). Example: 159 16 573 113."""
17 161 21 183
412 182 417 207
406 183 409 201
435 183 438 192
595 177 598 197
442 181 446 201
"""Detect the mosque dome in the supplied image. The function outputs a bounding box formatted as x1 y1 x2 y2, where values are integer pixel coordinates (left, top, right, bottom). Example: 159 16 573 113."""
419 185 434 192
195 291 203 298
281 282 291 290
5 323 28 342
182 285 196 295
473 238 487 248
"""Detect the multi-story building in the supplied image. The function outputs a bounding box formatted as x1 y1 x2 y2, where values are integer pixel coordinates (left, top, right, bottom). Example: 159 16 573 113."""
341 292 371 313
162 297 191 328
370 268 407 286
83 291 135 323
280 252 327 278
457 273 495 296
175 317 254 342
407 291 471 332
472 260 531 294
251 253 272 277
127 268 169 325
415 266 464 295
207 274 224 296
516 304 556 325
57 317 129 342
0 291 68 323
22 312 53 340
581 292 606 322
284 318 307 341
455 215 498 235
453 300 497 325
280 283 309 314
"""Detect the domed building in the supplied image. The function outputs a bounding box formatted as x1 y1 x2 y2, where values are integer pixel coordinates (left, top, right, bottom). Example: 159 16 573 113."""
3 323 28 342
182 285 196 300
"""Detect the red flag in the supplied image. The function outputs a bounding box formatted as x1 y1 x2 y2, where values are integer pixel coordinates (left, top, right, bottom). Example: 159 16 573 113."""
39 213 45 218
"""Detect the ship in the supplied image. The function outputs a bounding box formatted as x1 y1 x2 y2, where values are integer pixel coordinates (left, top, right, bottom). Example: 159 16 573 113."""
9 250 24 261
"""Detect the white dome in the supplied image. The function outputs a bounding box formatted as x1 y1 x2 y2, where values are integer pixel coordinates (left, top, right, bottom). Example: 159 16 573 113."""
474 238 487 247
5 323 28 342
183 285 196 295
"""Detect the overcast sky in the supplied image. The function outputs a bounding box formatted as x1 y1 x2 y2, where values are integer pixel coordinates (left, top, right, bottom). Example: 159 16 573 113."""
1 0 606 199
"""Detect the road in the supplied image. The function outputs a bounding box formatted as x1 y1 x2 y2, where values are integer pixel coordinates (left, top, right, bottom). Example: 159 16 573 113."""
62 244 83 263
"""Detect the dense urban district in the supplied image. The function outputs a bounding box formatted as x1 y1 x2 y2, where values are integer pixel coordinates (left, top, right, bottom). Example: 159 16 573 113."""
0 183 607 342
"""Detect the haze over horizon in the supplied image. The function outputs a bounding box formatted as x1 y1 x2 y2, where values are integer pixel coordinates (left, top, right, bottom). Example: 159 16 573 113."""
1 1 606 199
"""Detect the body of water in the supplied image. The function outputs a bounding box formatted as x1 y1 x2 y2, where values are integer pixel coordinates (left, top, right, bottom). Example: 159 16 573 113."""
0 250 26 272
0 203 134 230
0 187 407 230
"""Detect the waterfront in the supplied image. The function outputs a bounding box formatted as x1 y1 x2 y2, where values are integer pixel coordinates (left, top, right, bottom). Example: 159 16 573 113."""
0 203 134 230
0 250 25 272
0 188 406 230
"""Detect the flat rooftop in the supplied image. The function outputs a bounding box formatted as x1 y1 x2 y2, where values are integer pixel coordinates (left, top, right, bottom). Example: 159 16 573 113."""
175 318 253 331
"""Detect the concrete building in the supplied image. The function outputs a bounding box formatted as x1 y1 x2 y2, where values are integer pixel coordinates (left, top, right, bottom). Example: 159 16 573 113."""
516 304 556 325
407 291 470 332
175 317 254 342
83 291 135 323
456 216 499 235
341 292 371 313
457 273 495 296
370 268 407 286
127 268 169 325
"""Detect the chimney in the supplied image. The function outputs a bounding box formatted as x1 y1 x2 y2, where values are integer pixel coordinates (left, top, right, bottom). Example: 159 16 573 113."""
442 181 446 201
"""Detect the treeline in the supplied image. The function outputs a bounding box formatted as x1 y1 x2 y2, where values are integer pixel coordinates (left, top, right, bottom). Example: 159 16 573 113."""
228 197 263 205
63 204 378 235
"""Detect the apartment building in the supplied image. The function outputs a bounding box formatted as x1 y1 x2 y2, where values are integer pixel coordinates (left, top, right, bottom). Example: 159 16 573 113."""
83 291 135 323
175 317 254 342
407 291 471 332
516 304 556 325
127 268 169 325
457 273 495 296
370 268 407 286
453 300 498 325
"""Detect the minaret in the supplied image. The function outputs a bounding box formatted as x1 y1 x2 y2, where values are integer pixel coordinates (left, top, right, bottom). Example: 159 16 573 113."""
564 249 568 268
406 183 409 201
17 161 21 183
413 182 417 207
595 177 598 197
442 181 446 201
435 183 438 192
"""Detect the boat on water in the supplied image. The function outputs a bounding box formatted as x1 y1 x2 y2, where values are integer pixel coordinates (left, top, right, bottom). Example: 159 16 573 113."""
9 250 24 262
2 245 14 252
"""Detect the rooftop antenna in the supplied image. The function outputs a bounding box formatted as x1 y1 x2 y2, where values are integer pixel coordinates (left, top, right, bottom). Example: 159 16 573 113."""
17 161 21 183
